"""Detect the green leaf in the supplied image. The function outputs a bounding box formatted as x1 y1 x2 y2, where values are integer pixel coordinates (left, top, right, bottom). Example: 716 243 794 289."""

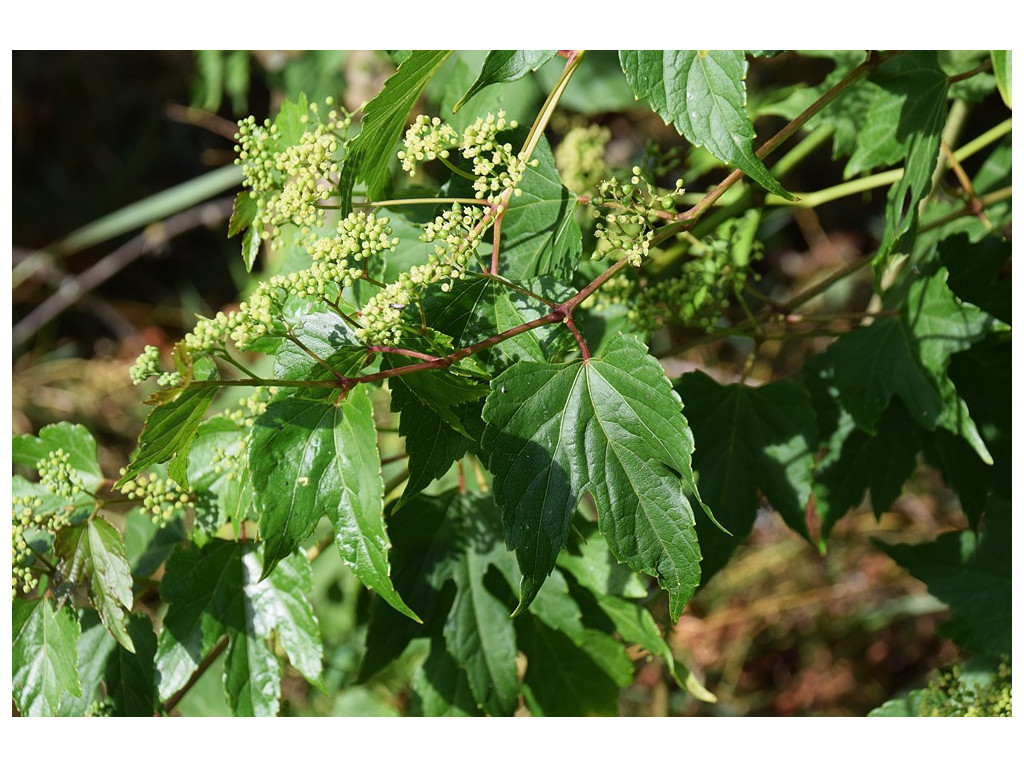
390 377 475 504
249 387 418 621
155 540 322 714
440 52 543 133
938 233 1011 325
557 532 648 600
991 50 1011 108
876 498 1010 656
873 53 949 265
676 372 818 580
53 517 136 652
518 614 621 716
619 50 792 199
12 422 103 493
105 614 158 716
155 539 244 701
12 598 82 716
411 638 482 717
242 546 324 689
497 134 582 280
272 311 369 381
482 332 704 621
443 506 520 716
228 189 257 238
343 50 452 209
414 275 575 368
60 611 118 716
117 385 218 489
827 264 998 461
224 623 280 717
454 50 556 113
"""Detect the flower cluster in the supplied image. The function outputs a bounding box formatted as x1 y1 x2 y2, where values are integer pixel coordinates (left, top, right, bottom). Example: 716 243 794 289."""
37 448 84 498
919 661 1012 716
117 469 195 528
592 168 683 267
399 111 534 205
129 346 182 387
234 99 353 248
12 495 54 596
554 123 611 195
588 208 762 333
356 204 485 346
398 115 458 172
176 212 397 359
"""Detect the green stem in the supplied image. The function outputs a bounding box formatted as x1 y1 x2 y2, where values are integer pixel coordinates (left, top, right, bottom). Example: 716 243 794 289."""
519 50 584 165
352 197 483 208
440 156 477 181
767 118 1012 208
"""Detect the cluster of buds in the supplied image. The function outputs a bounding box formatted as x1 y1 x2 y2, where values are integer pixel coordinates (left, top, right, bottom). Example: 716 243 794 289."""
399 111 535 205
554 122 611 195
234 99 353 248
593 168 683 267
117 469 195 528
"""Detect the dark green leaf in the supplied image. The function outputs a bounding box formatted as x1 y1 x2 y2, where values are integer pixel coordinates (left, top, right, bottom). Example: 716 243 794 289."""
619 50 792 199
677 372 818 580
876 498 1010 656
497 134 582 280
482 332 704 620
440 52 543 133
12 422 103 493
442 495 520 716
938 233 1011 325
123 507 186 578
454 50 556 113
155 539 244 702
872 52 948 264
105 614 158 716
249 387 418 621
117 386 218 489
519 615 621 715
411 638 482 717
12 598 82 716
390 377 475 504
827 264 998 462
54 517 136 651
343 51 453 209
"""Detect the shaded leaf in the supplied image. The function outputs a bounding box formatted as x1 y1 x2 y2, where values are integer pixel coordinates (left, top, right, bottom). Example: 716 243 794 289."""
454 50 556 112
105 614 158 716
12 598 81 716
876 498 1010 656
482 332 704 620
619 50 791 198
411 638 482 717
60 611 117 716
677 372 818 581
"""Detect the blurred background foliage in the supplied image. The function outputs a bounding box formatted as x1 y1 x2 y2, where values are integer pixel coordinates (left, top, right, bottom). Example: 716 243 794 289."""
12 50 1004 716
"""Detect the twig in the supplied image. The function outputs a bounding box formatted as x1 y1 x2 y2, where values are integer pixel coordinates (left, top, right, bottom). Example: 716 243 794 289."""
13 197 235 348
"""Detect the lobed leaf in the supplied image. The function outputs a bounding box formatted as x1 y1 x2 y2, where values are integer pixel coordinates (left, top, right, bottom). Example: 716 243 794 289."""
675 372 818 580
619 50 792 199
482 332 704 621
